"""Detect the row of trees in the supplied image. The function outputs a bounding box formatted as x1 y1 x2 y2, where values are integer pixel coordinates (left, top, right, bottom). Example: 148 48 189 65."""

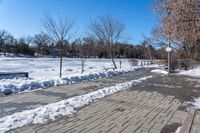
0 31 164 59
0 31 35 55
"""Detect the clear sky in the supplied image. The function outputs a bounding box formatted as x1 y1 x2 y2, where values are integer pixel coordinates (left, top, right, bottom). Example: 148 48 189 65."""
0 0 156 44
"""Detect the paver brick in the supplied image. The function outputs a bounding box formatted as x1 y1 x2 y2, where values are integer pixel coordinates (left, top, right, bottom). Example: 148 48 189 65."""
7 73 186 133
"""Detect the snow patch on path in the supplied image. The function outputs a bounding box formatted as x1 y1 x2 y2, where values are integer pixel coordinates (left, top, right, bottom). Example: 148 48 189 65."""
0 75 153 133
179 66 200 77
190 97 200 108
151 69 168 75
175 127 181 133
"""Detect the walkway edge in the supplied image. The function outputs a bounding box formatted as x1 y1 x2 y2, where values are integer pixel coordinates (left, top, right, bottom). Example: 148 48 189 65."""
180 108 195 133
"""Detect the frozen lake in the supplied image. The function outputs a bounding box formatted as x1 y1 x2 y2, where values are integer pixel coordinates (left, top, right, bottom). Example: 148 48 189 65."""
0 57 131 80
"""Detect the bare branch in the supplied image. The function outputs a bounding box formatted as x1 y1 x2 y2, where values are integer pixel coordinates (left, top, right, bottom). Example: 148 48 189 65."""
41 14 76 78
88 15 126 69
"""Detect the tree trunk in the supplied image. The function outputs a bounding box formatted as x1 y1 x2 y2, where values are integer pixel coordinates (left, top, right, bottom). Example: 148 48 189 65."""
111 47 117 69
59 42 63 78
147 46 153 61
111 55 117 69
110 44 117 69
81 58 84 74
194 44 198 60
60 55 63 78
143 45 149 59
183 46 190 59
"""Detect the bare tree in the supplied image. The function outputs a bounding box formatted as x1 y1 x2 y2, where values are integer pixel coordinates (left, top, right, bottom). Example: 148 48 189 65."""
152 0 200 60
41 15 75 78
0 30 14 54
34 34 50 56
81 58 85 74
0 30 8 53
88 15 126 69
141 36 154 60
0 30 7 41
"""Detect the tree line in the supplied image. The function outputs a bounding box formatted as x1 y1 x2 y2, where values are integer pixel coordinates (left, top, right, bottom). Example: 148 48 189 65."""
0 30 165 59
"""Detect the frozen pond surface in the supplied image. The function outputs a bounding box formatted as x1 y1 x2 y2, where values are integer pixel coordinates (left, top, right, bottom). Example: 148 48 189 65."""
0 58 131 80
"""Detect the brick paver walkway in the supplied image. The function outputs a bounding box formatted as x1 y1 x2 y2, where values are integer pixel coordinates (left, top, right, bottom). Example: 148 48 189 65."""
180 109 200 133
11 89 185 133
0 69 151 118
2 69 200 133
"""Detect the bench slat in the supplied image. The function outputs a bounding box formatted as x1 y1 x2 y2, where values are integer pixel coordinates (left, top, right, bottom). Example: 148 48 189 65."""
0 72 29 78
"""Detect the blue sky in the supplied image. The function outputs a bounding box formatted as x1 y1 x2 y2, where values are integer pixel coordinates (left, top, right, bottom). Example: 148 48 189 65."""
0 0 156 44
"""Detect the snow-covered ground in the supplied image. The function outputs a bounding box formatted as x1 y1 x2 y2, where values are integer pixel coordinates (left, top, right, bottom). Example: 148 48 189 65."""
0 58 131 79
179 66 200 77
0 57 158 95
175 127 181 133
0 75 153 133
151 69 168 75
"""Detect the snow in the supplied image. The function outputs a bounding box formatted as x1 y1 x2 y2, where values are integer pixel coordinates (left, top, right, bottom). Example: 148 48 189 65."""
0 75 153 133
175 127 181 133
151 69 168 75
179 66 200 77
0 57 158 95
0 70 130 94
190 97 200 108
0 58 131 79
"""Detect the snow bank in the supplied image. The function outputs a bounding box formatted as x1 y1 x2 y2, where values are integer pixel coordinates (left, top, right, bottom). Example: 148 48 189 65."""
0 76 153 133
175 127 181 133
179 66 200 77
151 69 168 75
190 97 200 108
0 68 143 95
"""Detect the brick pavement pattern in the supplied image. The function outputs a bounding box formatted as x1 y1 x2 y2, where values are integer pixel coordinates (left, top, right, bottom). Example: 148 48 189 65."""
3 69 199 133
11 90 182 133
0 69 151 118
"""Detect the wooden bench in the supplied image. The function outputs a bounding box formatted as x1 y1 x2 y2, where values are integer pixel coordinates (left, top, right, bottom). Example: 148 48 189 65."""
0 72 29 78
